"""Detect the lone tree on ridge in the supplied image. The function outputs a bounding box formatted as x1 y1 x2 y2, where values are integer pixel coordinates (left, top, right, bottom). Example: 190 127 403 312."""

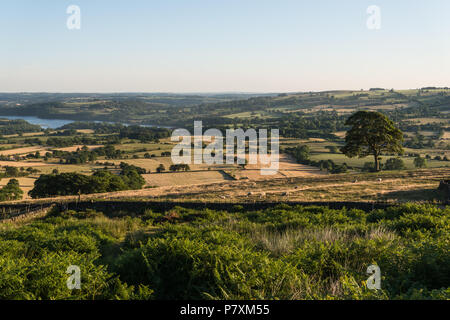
341 111 404 172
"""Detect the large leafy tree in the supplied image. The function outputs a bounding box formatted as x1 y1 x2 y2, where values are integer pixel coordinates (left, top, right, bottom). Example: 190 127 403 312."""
341 111 404 172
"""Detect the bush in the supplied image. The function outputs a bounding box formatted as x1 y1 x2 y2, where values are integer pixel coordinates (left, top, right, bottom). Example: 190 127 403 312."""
362 162 383 172
330 163 347 174
384 158 406 171
156 164 166 173
414 156 427 168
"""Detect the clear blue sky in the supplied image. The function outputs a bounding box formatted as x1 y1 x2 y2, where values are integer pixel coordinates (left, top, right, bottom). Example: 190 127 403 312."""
1 0 449 92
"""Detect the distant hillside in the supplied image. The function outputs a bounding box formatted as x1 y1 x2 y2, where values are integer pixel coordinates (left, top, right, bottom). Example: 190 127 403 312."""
0 89 449 133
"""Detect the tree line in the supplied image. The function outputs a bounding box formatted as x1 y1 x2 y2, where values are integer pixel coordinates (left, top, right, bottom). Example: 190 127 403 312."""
29 166 146 198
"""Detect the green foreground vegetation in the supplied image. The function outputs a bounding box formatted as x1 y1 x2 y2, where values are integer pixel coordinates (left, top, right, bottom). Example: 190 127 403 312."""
0 204 448 300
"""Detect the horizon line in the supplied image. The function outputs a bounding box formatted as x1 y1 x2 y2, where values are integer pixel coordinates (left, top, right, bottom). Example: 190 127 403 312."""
0 87 448 95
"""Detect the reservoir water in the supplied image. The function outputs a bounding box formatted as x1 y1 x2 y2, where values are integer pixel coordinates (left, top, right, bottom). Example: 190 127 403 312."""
0 116 171 129
0 115 74 129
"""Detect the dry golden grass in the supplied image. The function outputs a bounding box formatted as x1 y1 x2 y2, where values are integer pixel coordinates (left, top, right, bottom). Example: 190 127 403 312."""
36 164 101 174
308 138 326 142
245 226 396 256
364 103 408 110
115 142 173 152
143 170 230 187
333 131 346 138
3 165 448 206
76 129 94 134
0 160 50 167
0 147 48 156
117 168 447 203
111 158 174 172
233 154 326 181
407 117 447 125
2 132 45 138
52 145 103 152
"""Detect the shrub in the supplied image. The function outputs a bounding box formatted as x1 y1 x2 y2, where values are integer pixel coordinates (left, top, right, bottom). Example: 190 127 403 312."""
414 156 427 168
384 157 406 171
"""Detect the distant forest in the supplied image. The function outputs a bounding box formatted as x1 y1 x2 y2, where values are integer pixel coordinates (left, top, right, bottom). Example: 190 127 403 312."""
0 89 449 140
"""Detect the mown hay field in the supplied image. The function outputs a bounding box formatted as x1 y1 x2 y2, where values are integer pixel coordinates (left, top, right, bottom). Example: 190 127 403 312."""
0 160 50 167
143 170 231 187
0 147 48 156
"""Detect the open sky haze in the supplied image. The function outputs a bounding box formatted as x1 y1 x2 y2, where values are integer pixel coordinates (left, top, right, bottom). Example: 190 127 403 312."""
1 0 449 92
